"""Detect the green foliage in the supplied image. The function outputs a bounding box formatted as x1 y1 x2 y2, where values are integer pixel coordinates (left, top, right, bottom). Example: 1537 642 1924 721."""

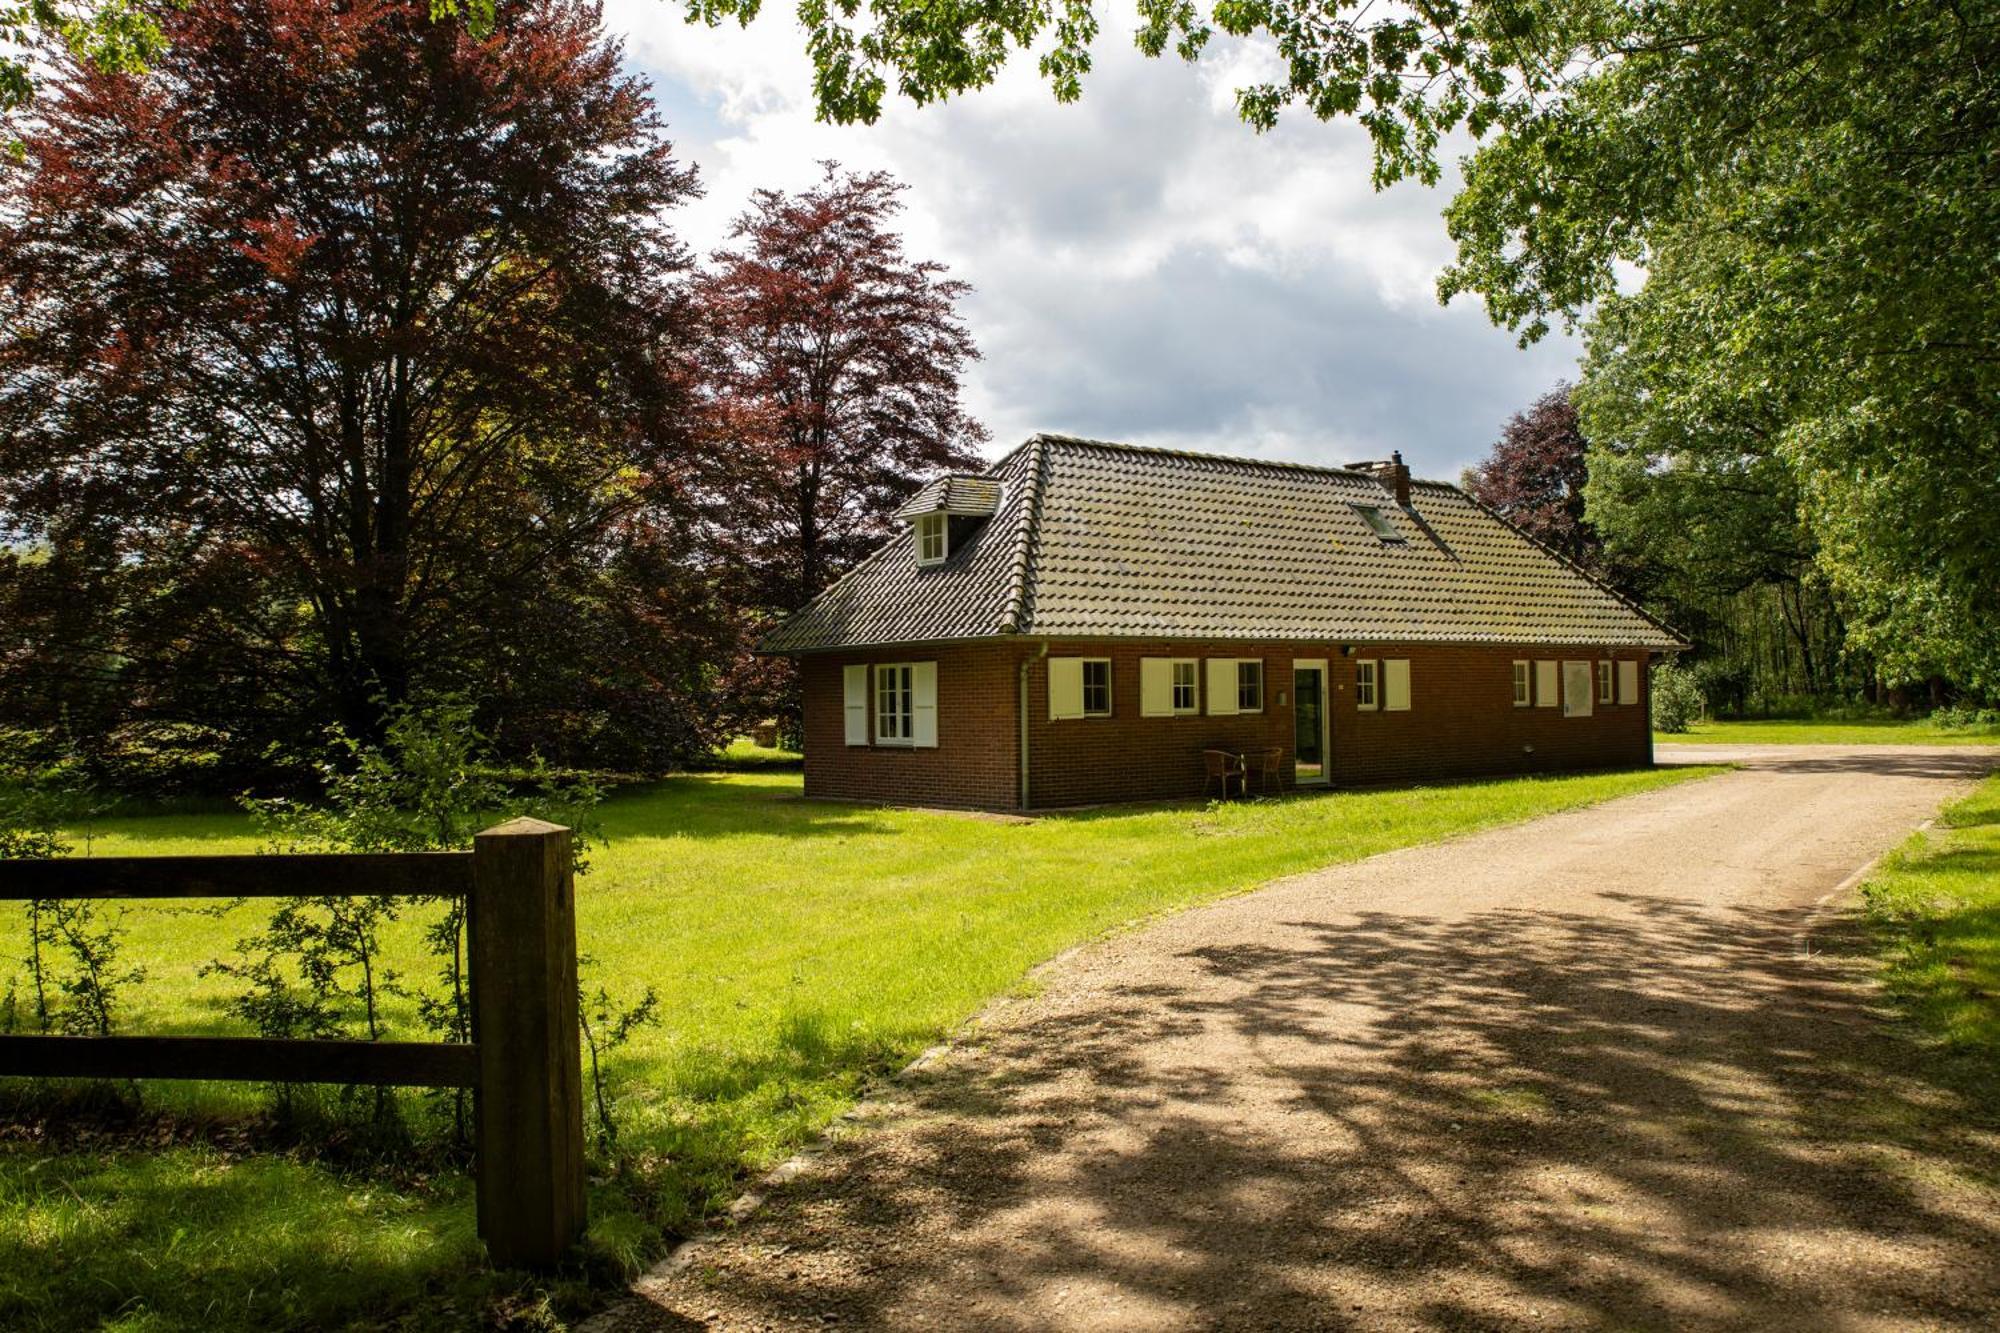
1656 716 2000 747
1 767 143 1038
1934 706 2000 732
22 895 145 1036
1448 2 2000 688
0 775 68 863
577 959 662 1151
244 698 601 872
1573 279 1851 703
1649 663 1703 734
210 698 602 1126
683 0 1561 187
0 0 165 114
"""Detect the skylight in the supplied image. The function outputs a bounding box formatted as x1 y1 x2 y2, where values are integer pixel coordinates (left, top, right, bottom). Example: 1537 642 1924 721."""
1352 504 1404 542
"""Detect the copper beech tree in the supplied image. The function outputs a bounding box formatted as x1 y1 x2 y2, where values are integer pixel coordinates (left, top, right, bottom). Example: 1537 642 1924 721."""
0 0 726 764
698 165 988 618
1461 385 1603 576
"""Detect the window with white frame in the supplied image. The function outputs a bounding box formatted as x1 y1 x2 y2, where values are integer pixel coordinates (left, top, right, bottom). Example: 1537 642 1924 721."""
876 663 915 743
1171 660 1198 713
914 513 947 565
1356 658 1379 710
1597 660 1615 703
1513 660 1531 707
1237 660 1264 712
1081 659 1112 716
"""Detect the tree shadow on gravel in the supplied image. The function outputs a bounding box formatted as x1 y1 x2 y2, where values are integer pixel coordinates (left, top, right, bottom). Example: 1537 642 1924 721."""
624 892 2000 1331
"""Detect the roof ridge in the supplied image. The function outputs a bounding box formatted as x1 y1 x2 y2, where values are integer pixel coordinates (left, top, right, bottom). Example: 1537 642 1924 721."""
998 434 1050 634
1454 486 1690 649
1027 431 1416 488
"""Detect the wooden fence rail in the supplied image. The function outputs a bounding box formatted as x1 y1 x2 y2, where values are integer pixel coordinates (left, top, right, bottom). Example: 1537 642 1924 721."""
0 816 585 1269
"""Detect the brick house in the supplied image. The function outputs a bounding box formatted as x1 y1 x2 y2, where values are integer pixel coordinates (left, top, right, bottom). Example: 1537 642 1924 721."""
761 434 1686 810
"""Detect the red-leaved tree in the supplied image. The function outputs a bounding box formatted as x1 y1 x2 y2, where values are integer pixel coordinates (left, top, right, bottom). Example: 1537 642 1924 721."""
0 0 725 766
1463 383 1605 574
698 165 989 617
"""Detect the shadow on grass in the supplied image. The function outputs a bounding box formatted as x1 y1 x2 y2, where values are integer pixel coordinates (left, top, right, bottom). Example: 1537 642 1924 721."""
0 1137 481 1332
613 891 2000 1330
595 776 902 842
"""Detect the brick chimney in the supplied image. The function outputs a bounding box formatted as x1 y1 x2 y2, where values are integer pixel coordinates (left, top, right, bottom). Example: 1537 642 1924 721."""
1347 451 1412 507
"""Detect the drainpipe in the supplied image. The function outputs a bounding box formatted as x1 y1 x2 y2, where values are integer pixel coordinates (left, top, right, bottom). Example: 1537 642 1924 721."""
1018 641 1048 811
1018 657 1030 810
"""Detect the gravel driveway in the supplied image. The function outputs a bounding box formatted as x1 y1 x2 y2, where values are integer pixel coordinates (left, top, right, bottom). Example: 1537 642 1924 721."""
601 746 2000 1331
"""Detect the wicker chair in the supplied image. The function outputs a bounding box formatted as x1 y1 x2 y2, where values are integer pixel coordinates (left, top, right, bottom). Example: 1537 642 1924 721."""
1203 749 1247 799
1242 746 1284 795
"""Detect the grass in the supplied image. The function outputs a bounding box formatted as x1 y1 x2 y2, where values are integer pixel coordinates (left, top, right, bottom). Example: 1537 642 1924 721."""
2 762 1715 1330
1860 773 2000 1087
1656 716 2000 746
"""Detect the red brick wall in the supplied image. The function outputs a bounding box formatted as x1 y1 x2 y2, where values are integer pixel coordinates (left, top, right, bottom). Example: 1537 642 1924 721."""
799 640 1656 810
799 644 1022 809
1026 640 1654 806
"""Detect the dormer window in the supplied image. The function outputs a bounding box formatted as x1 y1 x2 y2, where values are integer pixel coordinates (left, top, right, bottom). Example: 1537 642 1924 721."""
915 512 948 565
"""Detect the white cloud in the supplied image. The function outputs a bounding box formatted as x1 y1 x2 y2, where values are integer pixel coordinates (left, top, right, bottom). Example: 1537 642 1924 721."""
605 0 1578 479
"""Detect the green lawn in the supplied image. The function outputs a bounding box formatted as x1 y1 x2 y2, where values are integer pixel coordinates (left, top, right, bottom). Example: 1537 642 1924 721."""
1656 717 2000 746
1861 773 2000 1086
3 763 1714 1330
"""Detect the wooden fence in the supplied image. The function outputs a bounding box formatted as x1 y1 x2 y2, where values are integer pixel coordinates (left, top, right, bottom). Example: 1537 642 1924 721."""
0 816 585 1269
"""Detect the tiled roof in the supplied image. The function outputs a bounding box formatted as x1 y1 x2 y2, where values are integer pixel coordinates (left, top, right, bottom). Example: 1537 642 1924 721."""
894 474 1003 519
760 434 1686 653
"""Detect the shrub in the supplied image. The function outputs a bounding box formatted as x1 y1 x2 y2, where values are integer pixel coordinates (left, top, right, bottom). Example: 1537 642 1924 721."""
1933 704 2000 730
215 696 603 1133
1651 663 1705 733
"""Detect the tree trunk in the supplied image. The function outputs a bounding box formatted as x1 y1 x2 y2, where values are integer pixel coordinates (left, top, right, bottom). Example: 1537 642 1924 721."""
794 453 823 612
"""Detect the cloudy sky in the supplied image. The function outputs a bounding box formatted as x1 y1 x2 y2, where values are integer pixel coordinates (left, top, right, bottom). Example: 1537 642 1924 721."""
605 0 1581 482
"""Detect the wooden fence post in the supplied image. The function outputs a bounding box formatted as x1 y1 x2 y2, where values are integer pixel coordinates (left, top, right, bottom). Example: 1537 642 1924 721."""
470 817 586 1268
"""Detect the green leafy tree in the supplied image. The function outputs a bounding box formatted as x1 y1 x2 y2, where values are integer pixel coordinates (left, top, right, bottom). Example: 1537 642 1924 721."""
1574 273 1856 706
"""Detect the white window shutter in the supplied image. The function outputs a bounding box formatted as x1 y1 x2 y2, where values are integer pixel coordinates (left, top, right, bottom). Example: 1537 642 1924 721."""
1205 659 1239 715
1618 659 1640 705
911 661 938 747
1139 659 1173 717
1384 659 1411 711
1535 660 1559 709
1048 657 1085 720
842 665 868 745
1562 660 1594 717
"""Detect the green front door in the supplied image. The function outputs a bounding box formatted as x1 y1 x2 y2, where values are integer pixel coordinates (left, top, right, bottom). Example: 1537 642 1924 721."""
1293 660 1327 784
